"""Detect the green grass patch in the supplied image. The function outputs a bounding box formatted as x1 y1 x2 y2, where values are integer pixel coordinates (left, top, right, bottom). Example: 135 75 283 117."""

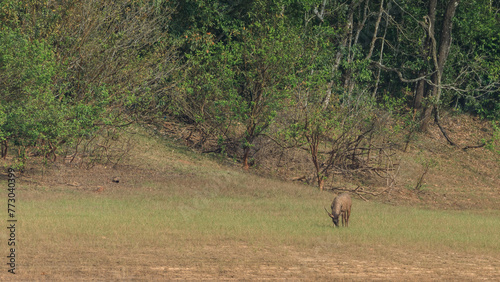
16 183 500 259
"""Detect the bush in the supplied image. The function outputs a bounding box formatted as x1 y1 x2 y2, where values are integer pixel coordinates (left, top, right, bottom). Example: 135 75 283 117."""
0 28 108 165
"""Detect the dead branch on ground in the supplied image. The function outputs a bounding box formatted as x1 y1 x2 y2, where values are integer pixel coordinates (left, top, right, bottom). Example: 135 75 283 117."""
326 185 390 202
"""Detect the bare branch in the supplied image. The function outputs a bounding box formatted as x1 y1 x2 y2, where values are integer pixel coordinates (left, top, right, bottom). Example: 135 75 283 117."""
370 61 436 83
327 185 390 201
366 0 385 60
434 109 456 146
313 0 328 22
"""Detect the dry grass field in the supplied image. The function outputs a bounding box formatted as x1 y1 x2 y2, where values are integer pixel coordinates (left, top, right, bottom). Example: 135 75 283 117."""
0 125 499 280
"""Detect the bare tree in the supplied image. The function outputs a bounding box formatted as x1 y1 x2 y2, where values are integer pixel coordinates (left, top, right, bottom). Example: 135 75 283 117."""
420 0 461 132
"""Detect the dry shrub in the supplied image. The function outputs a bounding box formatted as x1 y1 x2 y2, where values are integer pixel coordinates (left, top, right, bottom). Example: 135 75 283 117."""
61 127 135 169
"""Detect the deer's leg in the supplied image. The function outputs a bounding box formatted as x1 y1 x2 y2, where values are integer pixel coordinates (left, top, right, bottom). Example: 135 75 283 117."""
346 209 350 227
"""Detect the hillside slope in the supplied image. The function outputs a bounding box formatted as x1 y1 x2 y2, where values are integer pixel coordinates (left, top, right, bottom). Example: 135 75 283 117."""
160 114 500 210
0 123 499 280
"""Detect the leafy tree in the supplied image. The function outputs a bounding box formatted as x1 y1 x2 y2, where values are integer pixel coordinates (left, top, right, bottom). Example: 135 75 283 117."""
450 0 500 119
0 28 105 164
176 16 306 168
0 0 180 167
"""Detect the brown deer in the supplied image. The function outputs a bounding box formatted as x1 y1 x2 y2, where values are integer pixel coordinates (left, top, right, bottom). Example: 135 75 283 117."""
325 193 352 227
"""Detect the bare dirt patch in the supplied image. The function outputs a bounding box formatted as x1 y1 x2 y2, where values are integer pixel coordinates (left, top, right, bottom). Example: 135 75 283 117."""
3 242 500 280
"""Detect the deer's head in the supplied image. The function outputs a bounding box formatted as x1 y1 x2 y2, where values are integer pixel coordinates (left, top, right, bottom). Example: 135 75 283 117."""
324 207 339 227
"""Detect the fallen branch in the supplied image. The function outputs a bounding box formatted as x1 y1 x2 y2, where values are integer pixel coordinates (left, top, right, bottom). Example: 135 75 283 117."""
434 109 456 146
290 175 307 181
326 185 389 201
435 108 490 150
462 143 486 150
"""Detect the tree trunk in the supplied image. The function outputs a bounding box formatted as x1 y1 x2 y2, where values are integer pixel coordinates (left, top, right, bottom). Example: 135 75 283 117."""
307 132 324 191
432 0 460 103
371 0 389 99
242 147 250 170
322 0 363 110
420 0 460 132
414 73 426 110
419 0 437 132
1 140 7 159
318 177 325 191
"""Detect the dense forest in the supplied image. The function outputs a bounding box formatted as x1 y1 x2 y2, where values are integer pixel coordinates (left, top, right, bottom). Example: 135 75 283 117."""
1 0 499 188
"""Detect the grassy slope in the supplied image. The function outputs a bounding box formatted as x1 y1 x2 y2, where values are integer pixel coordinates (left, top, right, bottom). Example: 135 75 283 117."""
1 128 500 280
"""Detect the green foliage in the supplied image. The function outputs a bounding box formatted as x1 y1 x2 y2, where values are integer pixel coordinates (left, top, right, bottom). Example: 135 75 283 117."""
0 0 59 39
174 8 315 164
0 0 180 168
0 104 6 142
0 28 57 146
1 0 499 170
448 0 500 119
0 28 111 165
485 121 500 155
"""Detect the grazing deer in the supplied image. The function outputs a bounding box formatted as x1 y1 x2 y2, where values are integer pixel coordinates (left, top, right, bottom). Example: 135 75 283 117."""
325 193 352 227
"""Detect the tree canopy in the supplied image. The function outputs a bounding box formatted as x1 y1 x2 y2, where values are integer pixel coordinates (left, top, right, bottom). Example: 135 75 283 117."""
1 0 499 176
